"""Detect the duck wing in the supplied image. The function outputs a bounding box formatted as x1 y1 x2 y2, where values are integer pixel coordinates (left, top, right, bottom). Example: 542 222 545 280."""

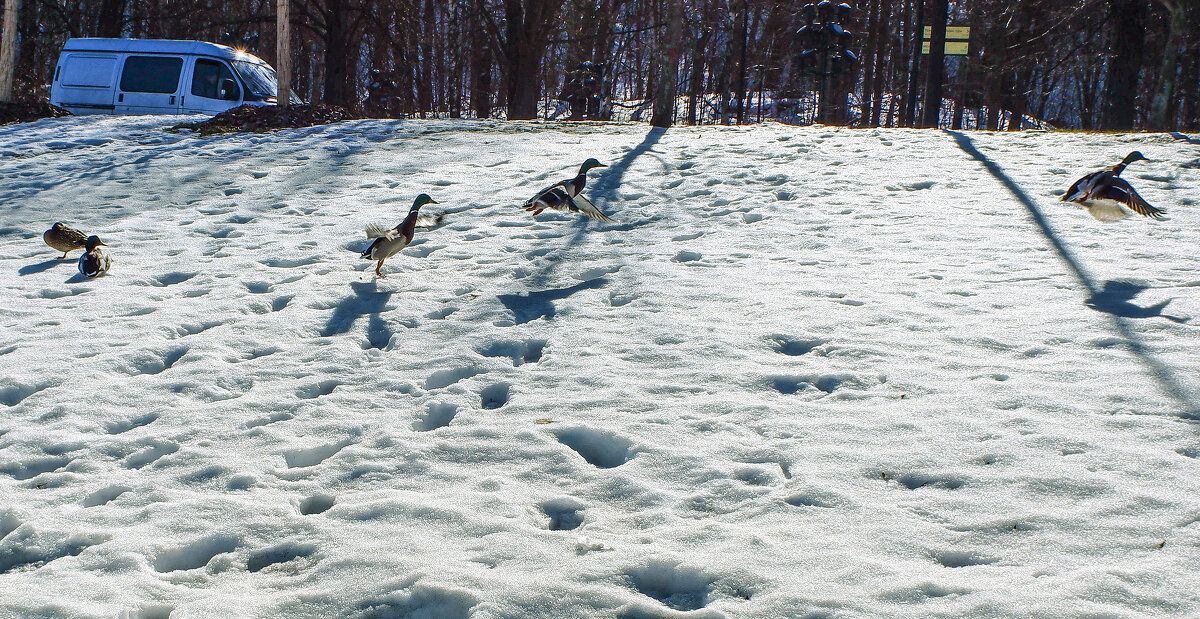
1062 170 1106 203
1100 179 1165 219
567 193 615 222
523 180 572 207
414 213 446 228
527 186 572 210
365 224 400 240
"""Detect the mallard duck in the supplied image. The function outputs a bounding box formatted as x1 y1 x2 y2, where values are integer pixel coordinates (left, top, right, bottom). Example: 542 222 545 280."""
523 158 613 222
1061 151 1165 221
78 236 111 278
360 193 439 277
44 222 88 258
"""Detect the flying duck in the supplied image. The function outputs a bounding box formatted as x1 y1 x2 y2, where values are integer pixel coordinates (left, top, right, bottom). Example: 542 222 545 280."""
523 158 613 222
78 236 111 278
44 222 89 258
1061 151 1165 221
360 193 439 277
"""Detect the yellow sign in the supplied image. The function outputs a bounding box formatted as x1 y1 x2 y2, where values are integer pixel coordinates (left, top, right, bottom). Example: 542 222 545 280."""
922 41 970 55
923 26 971 40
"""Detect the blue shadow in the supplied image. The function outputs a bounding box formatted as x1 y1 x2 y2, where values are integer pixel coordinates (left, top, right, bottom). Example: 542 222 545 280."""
1087 280 1188 323
19 260 64 275
498 277 609 325
949 130 1199 420
519 126 666 293
321 280 394 348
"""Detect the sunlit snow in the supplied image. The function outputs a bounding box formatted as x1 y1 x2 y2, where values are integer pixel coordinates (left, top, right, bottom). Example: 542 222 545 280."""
1 116 1199 618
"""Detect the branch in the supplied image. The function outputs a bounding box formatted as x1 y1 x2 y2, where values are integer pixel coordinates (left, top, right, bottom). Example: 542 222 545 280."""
545 21 666 44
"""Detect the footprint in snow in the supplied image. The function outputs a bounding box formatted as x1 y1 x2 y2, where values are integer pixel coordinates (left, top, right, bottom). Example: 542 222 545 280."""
624 560 717 612
152 535 239 572
413 402 458 431
555 427 633 469
480 382 511 409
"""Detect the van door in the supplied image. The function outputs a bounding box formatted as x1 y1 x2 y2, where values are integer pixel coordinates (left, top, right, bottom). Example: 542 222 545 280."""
51 54 119 114
182 57 243 115
117 55 184 114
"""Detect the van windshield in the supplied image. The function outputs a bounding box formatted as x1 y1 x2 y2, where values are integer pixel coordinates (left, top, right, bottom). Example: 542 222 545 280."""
231 60 279 101
230 60 301 103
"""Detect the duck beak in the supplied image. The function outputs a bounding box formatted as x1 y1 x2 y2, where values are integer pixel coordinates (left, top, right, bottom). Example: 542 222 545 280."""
430 199 440 204
97 240 107 246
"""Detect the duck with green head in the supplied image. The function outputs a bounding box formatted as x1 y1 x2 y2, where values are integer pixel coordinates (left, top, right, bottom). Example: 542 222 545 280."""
1062 151 1165 221
523 158 613 222
78 235 111 278
360 193 440 277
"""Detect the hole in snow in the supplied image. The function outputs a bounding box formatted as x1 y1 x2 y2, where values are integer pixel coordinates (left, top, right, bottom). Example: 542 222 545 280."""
556 427 633 469
152 535 239 572
480 383 511 409
300 494 336 515
625 560 714 611
413 402 458 431
540 498 586 531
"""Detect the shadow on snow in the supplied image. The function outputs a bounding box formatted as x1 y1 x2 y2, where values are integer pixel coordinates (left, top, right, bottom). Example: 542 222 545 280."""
321 280 394 349
498 277 609 325
1087 280 1189 323
949 130 1200 420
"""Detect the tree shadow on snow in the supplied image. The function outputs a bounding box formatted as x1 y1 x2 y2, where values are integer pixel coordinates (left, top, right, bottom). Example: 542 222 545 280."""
1087 281 1189 323
523 126 665 290
498 277 609 325
949 130 1200 420
321 280 394 348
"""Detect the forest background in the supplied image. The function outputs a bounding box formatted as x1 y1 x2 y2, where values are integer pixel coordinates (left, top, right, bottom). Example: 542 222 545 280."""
4 0 1199 130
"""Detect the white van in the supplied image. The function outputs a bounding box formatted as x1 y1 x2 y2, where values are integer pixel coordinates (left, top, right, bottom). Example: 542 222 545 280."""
50 38 298 116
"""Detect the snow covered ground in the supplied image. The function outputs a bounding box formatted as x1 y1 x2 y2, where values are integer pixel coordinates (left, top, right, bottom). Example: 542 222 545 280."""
1 116 1199 618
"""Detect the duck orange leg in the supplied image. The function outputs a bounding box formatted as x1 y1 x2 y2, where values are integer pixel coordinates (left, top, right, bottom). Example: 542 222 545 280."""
375 260 386 277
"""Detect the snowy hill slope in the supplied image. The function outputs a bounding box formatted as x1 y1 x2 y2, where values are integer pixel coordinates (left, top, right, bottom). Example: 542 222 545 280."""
1 117 1199 618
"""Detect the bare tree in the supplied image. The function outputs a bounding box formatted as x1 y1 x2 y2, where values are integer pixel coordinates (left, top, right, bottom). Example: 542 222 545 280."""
650 0 682 127
1148 0 1197 129
0 0 17 103
278 0 292 108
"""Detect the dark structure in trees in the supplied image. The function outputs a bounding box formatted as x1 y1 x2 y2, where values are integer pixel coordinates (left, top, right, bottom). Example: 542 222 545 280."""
12 0 1199 130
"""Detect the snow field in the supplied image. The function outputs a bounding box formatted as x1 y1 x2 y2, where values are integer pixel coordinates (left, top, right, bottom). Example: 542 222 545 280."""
1 116 1199 617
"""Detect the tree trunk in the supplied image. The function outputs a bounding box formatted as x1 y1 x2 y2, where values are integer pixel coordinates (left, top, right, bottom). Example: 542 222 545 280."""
276 0 291 108
96 0 126 37
902 0 924 127
651 0 683 127
1008 69 1029 130
417 0 435 116
870 13 889 126
322 4 348 106
861 0 881 126
470 1 492 119
686 23 710 125
734 0 748 124
502 0 558 120
1148 0 1189 130
0 0 20 103
1100 0 1145 130
921 0 947 128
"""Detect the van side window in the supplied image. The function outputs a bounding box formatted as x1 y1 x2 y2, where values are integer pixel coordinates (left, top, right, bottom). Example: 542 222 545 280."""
120 56 183 93
62 56 118 88
191 59 240 101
